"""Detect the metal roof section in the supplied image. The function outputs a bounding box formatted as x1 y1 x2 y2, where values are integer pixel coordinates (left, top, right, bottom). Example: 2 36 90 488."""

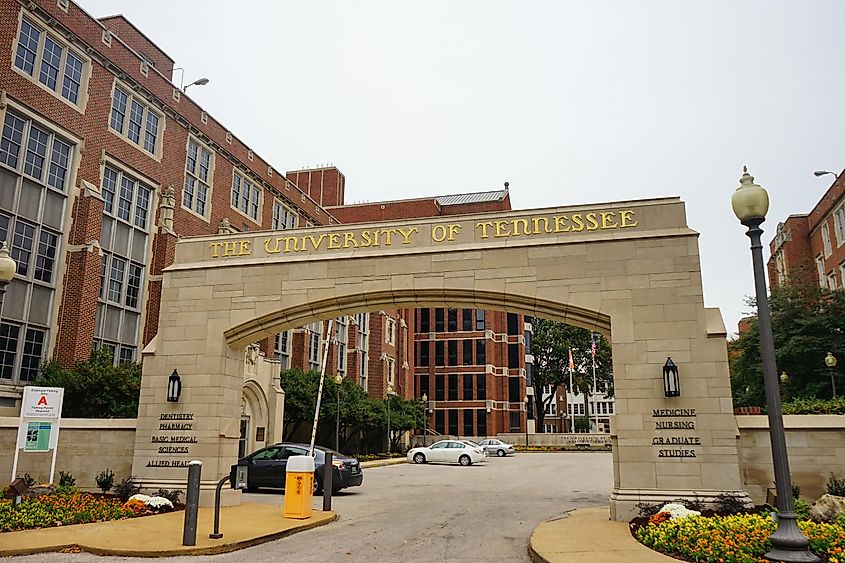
435 189 508 206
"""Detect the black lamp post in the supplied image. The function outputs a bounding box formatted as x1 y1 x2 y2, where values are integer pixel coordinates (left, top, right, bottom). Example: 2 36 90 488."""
732 166 819 562
663 357 680 397
334 374 343 451
523 395 529 446
167 369 182 402
421 393 428 444
825 353 837 398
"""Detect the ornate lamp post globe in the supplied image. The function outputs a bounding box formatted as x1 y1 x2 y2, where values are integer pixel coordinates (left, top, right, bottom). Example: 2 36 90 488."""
732 167 818 562
0 242 16 317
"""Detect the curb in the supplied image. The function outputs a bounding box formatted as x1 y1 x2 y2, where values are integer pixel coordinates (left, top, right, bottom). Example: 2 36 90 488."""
359 457 407 468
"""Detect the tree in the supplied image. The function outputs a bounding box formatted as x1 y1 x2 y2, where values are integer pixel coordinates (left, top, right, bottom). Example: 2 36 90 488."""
530 318 612 432
385 394 424 453
34 348 141 418
730 282 845 406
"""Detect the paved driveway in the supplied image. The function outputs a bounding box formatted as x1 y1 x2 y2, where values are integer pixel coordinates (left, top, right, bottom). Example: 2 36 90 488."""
5 452 612 563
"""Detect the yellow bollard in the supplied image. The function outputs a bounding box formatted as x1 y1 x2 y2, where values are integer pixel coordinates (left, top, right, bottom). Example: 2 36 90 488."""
283 455 314 519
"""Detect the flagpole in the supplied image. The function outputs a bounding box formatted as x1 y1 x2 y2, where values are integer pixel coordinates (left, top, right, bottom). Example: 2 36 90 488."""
591 333 598 434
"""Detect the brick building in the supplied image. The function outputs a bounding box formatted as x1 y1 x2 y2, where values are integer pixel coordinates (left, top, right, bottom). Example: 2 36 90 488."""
0 0 531 438
768 171 845 290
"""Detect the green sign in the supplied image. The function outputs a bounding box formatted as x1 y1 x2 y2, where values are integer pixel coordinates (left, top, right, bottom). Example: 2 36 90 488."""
24 422 52 452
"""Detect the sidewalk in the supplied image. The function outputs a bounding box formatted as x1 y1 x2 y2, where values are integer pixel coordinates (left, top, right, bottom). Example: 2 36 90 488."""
0 503 335 557
529 506 674 563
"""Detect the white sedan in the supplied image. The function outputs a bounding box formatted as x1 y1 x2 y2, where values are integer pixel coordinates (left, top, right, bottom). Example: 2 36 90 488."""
478 438 516 457
407 440 486 466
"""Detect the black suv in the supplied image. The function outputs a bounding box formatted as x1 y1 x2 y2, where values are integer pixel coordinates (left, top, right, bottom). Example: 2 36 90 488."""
239 443 363 493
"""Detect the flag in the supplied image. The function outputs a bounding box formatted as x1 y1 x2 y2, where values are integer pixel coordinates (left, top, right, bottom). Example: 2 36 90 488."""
591 333 597 360
568 348 575 371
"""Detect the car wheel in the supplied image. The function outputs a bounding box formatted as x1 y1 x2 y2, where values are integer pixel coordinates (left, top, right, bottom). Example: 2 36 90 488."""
497 449 506 457
313 476 323 495
413 453 426 464
459 455 472 466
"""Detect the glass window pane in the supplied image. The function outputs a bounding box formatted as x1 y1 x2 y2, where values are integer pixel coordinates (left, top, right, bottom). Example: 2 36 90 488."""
11 221 35 277
15 19 40 76
231 174 240 208
134 185 150 229
47 137 71 191
125 262 142 308
143 111 158 154
108 255 126 303
20 328 46 381
61 51 83 104
182 177 194 209
24 125 49 181
0 323 21 379
1 113 26 169
127 100 143 144
110 87 128 133
34 229 58 283
39 36 63 90
118 176 134 221
102 166 118 214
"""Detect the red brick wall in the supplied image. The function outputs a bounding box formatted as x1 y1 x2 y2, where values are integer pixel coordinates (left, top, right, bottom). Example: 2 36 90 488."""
286 167 346 208
97 15 174 76
767 215 814 287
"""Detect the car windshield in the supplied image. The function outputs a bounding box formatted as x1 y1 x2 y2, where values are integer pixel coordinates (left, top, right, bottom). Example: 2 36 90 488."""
463 440 480 447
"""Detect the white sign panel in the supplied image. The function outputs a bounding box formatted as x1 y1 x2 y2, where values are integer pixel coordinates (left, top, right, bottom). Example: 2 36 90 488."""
21 386 64 419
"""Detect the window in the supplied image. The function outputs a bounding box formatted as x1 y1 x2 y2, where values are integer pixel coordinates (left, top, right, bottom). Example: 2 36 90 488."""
231 171 261 221
822 222 833 258
508 343 520 369
419 374 429 398
476 409 487 436
419 309 430 332
335 316 348 375
448 374 458 400
2 111 73 192
183 138 213 217
816 255 826 288
462 339 472 365
96 163 151 365
272 200 297 229
356 313 369 389
435 375 445 401
448 340 457 366
508 377 520 402
386 317 396 345
509 411 521 432
434 341 444 366
475 310 485 330
274 330 291 370
463 375 473 400
834 204 845 247
507 313 519 335
435 410 445 434
418 342 429 366
109 84 161 155
448 410 458 436
476 374 486 400
462 309 472 331
14 16 87 106
476 340 486 365
828 273 838 290
447 308 457 331
307 322 322 371
386 356 395 385
435 308 444 331
463 410 474 436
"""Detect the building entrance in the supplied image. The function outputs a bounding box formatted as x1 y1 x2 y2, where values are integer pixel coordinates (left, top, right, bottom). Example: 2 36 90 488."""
131 196 747 519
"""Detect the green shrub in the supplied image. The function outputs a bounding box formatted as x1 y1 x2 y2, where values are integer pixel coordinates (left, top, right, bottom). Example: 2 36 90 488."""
793 497 811 520
95 469 115 493
114 477 140 502
58 471 76 487
826 473 845 497
153 488 181 504
781 396 845 415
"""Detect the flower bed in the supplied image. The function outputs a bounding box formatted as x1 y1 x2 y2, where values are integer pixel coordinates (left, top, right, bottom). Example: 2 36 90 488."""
634 512 845 562
0 489 179 533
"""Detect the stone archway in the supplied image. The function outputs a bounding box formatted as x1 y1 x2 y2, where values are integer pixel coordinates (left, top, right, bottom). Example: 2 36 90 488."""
131 197 747 517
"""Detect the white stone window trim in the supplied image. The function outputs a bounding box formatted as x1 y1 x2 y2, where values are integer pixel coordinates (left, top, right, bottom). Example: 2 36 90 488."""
107 80 164 161
833 203 845 248
181 135 215 221
386 317 396 345
229 169 263 224
821 221 833 258
386 356 395 386
11 10 91 113
271 199 298 230
815 254 826 288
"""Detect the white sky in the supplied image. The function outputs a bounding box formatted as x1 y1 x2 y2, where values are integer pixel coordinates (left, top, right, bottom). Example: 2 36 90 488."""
78 0 845 334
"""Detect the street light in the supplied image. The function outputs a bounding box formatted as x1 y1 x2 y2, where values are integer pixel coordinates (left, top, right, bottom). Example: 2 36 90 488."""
523 395 529 447
732 166 819 562
0 242 16 318
813 170 839 180
386 384 395 454
421 393 428 444
825 352 838 398
334 374 343 452
183 77 209 92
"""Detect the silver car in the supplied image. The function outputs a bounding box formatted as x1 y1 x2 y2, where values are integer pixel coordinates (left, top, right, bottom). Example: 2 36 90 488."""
478 438 516 457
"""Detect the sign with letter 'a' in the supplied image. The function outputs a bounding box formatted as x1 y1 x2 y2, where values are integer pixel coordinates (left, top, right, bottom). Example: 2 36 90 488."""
21 387 64 419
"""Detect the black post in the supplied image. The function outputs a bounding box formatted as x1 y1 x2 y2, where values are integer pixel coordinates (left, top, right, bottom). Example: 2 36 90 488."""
336 388 341 452
830 367 838 399
745 218 818 563
209 475 229 539
322 452 333 511
182 460 202 546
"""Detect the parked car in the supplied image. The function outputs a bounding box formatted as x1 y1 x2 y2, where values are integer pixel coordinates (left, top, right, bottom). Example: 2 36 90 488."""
239 443 363 493
407 440 486 466
478 438 516 457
